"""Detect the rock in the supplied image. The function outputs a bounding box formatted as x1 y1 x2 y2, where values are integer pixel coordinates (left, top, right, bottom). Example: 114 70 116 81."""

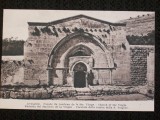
84 93 91 96
29 92 34 99
68 91 76 97
77 93 85 96
10 91 15 98
3 91 10 98
63 91 70 97
96 90 102 95
14 92 18 99
47 88 53 94
129 88 136 94
76 96 95 100
20 91 25 98
0 91 4 98
103 88 110 92
24 92 30 99
25 88 30 92
41 90 49 99
139 88 148 95
50 86 54 89
67 87 76 91
121 89 127 94
33 90 42 99
90 90 97 96
51 91 61 98
16 92 23 99
10 88 16 92
10 91 19 99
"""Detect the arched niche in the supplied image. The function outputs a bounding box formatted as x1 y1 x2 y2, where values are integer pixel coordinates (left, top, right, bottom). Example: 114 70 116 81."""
47 32 111 68
63 44 94 68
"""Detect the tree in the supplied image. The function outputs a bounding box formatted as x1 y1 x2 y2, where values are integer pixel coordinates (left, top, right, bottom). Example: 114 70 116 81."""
2 38 25 56
126 30 155 45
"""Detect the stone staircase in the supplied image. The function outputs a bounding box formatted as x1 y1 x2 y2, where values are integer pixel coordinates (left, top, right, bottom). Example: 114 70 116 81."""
75 88 95 100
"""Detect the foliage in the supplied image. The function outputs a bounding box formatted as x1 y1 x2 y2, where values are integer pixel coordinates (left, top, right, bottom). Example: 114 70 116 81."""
126 30 155 45
2 38 25 55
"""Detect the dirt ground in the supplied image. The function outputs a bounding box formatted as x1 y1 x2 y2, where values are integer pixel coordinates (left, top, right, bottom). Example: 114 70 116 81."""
52 94 153 101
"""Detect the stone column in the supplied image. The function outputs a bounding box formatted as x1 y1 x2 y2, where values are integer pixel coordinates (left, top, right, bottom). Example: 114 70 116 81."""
86 72 88 87
67 71 74 87
71 71 74 87
47 67 53 85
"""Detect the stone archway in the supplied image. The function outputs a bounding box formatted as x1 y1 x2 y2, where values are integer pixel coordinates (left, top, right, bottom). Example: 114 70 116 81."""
73 62 87 88
47 32 114 86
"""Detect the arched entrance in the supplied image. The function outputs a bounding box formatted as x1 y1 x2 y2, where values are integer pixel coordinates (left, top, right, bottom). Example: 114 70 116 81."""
47 32 115 86
73 62 87 88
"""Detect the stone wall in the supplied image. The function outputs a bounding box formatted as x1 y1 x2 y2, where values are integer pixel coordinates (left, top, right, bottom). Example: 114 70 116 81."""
1 15 155 87
130 45 154 85
1 59 24 85
120 13 155 86
24 16 127 85
147 50 154 86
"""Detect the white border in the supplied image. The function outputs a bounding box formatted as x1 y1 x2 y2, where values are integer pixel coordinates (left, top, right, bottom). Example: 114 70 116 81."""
0 99 154 111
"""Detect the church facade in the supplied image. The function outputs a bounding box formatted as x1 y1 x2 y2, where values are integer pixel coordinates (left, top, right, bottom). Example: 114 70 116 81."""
24 14 152 87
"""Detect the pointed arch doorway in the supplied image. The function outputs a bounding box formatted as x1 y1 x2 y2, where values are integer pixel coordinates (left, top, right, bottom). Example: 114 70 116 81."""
73 62 87 88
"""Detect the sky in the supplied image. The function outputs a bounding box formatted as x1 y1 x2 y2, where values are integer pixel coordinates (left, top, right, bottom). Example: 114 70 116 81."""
3 9 154 40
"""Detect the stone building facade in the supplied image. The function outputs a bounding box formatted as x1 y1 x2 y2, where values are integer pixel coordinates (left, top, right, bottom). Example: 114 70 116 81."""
23 14 154 87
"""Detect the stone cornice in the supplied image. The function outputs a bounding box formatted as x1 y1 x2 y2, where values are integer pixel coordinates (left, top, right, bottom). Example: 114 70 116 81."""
28 14 126 26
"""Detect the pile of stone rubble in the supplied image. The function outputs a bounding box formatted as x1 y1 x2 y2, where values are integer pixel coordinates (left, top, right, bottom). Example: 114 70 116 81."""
0 85 153 99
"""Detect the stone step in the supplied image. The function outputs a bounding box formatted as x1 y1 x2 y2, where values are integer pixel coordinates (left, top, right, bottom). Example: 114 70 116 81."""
76 96 96 100
75 88 90 92
77 92 92 96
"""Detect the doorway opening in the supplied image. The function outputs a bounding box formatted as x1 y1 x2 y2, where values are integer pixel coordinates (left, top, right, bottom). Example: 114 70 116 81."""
73 62 87 88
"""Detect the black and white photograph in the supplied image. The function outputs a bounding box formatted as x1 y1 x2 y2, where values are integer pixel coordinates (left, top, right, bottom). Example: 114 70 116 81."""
0 10 155 111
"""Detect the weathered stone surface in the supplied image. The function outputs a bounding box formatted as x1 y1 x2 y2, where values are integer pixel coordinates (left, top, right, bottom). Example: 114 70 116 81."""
46 88 53 94
33 91 42 99
24 92 30 99
51 91 61 98
3 91 10 98
20 91 25 98
24 88 30 92
0 91 4 98
77 93 85 96
0 84 154 100
84 93 92 96
23 14 131 86
14 92 18 99
1 14 154 89
41 90 49 99
76 96 95 100
1 60 24 85
49 86 54 89
10 91 14 98
29 91 34 99
61 91 70 97
130 46 154 85
10 91 19 99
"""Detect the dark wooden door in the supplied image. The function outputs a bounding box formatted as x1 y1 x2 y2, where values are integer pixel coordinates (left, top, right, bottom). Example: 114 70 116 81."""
74 71 86 88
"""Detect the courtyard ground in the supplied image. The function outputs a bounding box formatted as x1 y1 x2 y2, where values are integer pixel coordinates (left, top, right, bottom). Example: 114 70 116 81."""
0 85 154 101
53 93 152 101
51 85 153 100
